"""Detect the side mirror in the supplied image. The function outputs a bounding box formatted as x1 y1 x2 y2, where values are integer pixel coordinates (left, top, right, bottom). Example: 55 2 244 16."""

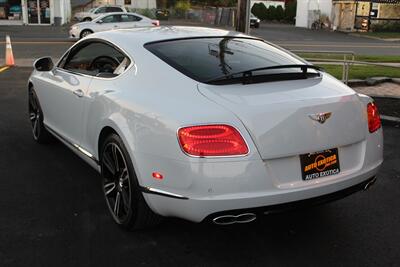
34 57 54 72
97 19 103 24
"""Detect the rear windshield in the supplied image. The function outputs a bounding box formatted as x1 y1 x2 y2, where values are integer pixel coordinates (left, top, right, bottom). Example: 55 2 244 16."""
144 37 305 83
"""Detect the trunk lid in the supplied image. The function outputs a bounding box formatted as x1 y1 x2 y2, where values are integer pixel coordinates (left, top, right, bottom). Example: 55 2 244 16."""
198 76 366 160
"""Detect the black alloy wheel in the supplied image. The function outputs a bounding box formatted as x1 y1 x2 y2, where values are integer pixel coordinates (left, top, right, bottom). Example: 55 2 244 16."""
101 134 162 230
102 142 132 224
28 88 52 143
80 29 93 39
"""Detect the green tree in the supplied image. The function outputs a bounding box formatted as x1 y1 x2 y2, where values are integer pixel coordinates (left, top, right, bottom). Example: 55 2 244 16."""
284 0 297 23
251 3 267 21
267 6 276 20
174 0 190 18
276 5 284 21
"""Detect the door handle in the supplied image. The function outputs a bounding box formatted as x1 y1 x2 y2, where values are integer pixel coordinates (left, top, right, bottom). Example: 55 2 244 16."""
73 89 84 98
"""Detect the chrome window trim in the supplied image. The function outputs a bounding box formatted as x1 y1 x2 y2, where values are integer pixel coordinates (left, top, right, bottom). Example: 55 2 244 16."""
56 38 135 81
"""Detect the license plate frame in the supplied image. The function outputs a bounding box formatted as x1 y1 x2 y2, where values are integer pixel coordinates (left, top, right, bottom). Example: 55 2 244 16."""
300 148 340 181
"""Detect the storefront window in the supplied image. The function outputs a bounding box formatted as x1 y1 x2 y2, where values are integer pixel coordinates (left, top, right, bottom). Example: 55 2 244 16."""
27 0 50 24
0 0 22 21
39 0 50 24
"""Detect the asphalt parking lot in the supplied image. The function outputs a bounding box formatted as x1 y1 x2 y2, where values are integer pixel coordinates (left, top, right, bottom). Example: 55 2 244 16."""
0 67 399 267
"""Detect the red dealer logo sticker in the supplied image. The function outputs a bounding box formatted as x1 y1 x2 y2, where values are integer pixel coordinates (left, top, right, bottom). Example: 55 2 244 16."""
300 149 341 181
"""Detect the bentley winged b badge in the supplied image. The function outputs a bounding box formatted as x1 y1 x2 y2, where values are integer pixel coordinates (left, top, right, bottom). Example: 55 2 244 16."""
308 112 332 124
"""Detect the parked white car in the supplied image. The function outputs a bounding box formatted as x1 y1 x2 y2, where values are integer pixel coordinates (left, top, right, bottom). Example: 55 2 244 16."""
74 5 127 22
69 12 160 39
29 27 383 230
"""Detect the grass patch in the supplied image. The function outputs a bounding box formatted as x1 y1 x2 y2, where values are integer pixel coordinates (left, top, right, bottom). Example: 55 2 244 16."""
296 53 400 63
318 64 400 80
358 32 400 39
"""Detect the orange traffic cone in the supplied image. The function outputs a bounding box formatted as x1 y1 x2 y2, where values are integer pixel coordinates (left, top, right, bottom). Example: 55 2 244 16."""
5 35 15 66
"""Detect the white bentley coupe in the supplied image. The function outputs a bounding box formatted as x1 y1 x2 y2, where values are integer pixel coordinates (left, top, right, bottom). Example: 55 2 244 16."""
28 27 383 229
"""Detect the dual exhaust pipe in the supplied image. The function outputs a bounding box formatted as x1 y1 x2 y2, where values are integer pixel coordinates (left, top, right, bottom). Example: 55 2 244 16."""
213 213 256 225
364 177 377 190
213 177 376 225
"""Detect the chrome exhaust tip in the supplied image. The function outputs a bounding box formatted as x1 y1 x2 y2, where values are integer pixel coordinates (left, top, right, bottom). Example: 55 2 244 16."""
213 213 257 225
364 177 377 190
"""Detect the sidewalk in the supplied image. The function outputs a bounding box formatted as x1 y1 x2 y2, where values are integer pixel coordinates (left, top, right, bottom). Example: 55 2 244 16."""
352 82 400 98
352 82 400 121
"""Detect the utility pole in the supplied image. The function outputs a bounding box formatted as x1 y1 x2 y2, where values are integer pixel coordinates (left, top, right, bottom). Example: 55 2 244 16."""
236 0 250 34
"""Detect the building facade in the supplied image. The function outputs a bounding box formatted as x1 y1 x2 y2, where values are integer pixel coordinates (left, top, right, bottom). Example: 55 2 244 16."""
332 0 400 31
0 0 71 25
295 0 333 28
73 0 156 11
296 0 400 31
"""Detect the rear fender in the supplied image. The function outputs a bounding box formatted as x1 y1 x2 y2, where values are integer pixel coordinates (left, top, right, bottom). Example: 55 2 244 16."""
95 114 143 184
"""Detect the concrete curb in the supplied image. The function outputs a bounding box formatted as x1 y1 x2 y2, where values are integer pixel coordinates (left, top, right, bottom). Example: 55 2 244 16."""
371 96 400 126
348 77 400 87
381 115 400 127
348 33 400 42
369 94 400 100
381 115 400 123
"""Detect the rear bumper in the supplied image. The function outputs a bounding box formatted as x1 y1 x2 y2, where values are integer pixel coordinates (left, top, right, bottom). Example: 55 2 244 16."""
138 126 383 223
141 159 382 222
203 175 376 222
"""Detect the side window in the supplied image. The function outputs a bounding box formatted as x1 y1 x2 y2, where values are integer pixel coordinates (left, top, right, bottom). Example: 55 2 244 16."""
57 50 70 69
61 42 131 77
121 14 141 22
102 15 120 23
106 7 123 12
130 15 142 21
95 7 107 14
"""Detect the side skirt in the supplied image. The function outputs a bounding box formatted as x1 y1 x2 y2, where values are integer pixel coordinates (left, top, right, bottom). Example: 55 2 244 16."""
44 124 101 172
44 124 189 200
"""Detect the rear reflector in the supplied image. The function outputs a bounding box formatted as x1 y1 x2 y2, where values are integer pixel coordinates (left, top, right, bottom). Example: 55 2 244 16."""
152 172 163 179
177 124 249 157
367 102 381 133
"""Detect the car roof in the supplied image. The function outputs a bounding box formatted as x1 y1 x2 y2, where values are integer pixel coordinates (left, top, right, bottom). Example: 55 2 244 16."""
93 12 145 21
97 12 141 17
96 5 124 8
89 26 254 48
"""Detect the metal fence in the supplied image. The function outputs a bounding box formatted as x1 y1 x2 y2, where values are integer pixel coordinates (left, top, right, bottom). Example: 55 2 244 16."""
292 50 400 84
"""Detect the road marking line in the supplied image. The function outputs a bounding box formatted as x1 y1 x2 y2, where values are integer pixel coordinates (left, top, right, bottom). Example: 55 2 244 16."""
0 66 10 73
277 43 400 48
381 115 400 123
0 41 73 44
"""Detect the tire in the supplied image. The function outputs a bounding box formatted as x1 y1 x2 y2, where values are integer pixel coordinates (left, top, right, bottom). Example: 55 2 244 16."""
255 23 260 29
80 29 93 39
28 88 53 144
100 133 162 230
83 17 92 22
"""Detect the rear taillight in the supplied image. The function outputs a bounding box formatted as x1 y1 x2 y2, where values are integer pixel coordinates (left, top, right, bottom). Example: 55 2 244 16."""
152 20 160 26
177 124 249 157
367 102 381 133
